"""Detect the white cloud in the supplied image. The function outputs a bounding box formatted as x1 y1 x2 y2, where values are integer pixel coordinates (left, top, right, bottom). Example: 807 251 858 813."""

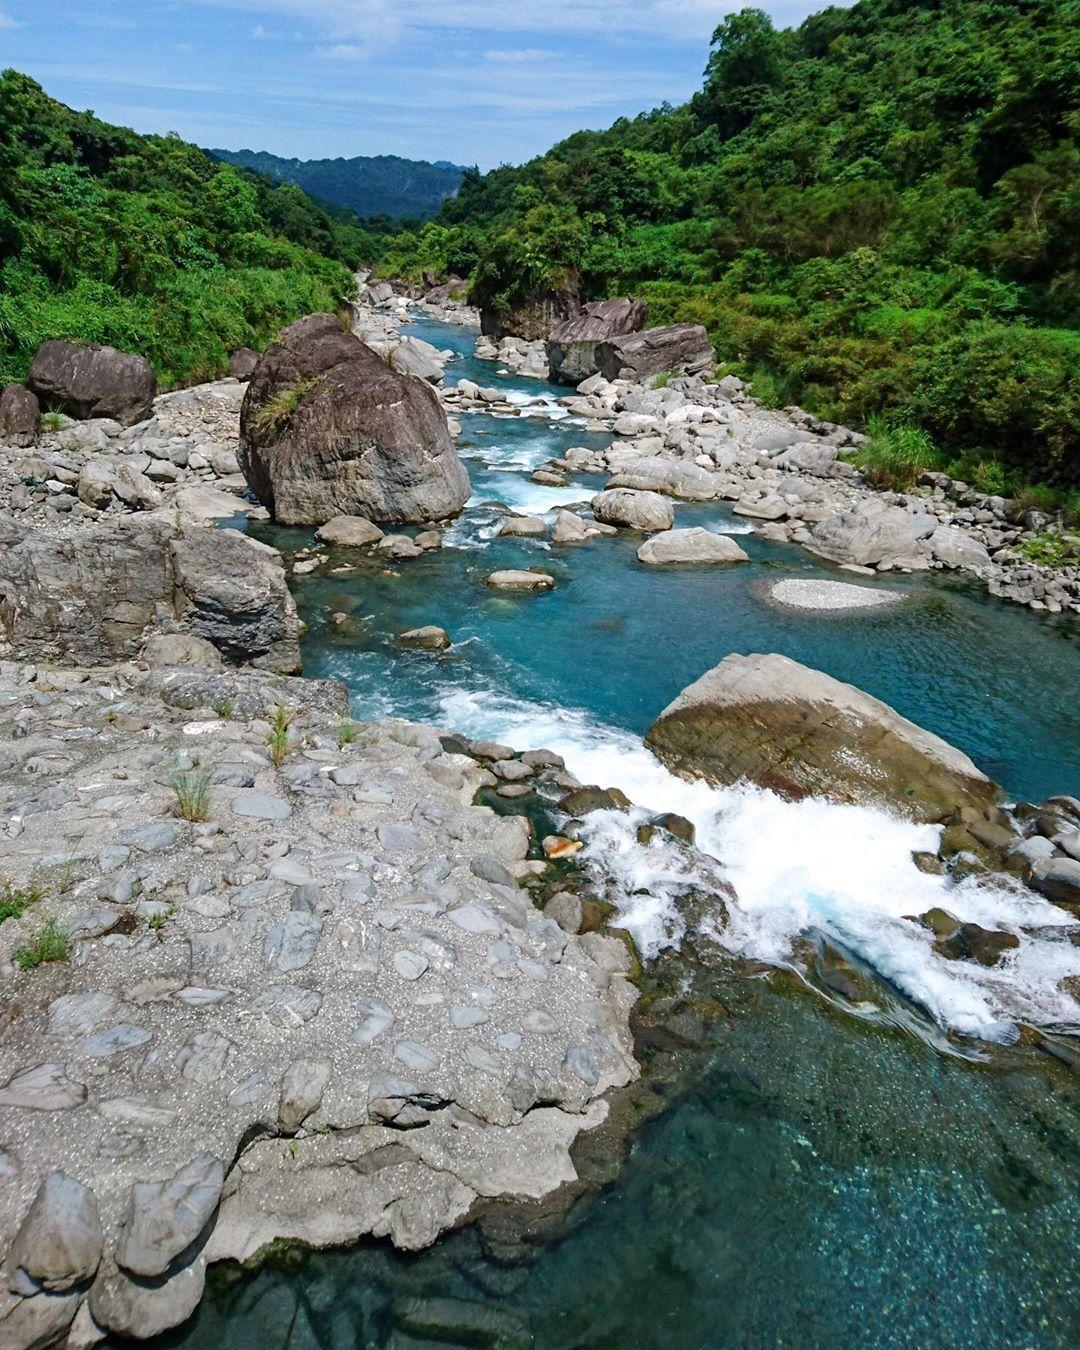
0 8 21 28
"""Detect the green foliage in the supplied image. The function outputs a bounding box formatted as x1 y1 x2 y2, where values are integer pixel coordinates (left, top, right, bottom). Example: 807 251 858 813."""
14 917 69 970
1016 532 1080 567
393 0 1080 484
0 70 371 389
851 415 942 491
170 767 214 823
0 880 43 922
337 718 359 749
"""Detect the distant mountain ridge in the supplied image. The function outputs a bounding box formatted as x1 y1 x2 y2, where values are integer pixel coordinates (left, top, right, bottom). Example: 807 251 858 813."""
208 148 468 220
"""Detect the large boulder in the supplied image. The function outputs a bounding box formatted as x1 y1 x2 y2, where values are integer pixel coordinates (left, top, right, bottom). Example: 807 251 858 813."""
595 325 714 382
548 299 648 384
239 314 469 526
645 653 999 823
479 286 580 342
0 517 299 671
26 340 156 426
807 501 936 569
229 347 259 379
637 528 749 567
0 383 40 447
592 488 674 532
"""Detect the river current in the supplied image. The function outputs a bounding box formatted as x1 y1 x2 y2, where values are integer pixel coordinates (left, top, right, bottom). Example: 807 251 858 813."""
156 315 1080 1349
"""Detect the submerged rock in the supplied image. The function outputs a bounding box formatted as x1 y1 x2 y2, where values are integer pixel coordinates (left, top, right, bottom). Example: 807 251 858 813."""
486 570 555 591
397 625 452 650
645 652 999 823
239 313 470 526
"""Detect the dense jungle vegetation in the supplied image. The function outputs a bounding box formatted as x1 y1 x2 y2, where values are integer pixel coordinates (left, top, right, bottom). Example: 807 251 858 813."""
0 70 382 389
379 0 1080 488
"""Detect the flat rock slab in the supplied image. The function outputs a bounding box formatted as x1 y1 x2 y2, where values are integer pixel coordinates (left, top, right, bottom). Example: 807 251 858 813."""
769 579 904 611
0 663 639 1346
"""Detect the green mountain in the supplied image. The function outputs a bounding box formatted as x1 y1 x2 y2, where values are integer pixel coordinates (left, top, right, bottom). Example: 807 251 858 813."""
0 71 382 390
209 149 467 222
381 0 1079 487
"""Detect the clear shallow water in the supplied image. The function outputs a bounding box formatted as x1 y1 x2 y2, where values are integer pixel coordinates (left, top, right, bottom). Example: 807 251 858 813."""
154 316 1080 1347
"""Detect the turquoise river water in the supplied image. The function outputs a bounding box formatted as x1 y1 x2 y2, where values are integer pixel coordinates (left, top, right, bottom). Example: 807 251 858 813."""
151 315 1080 1350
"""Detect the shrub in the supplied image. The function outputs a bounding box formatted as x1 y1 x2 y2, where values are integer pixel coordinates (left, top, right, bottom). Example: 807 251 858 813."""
251 378 318 437
266 705 295 767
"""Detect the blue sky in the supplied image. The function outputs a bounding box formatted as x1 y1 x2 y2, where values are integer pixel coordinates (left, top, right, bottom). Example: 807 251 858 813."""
0 2 847 169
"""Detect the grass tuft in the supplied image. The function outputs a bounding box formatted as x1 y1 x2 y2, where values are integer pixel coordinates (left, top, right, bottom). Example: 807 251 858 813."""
14 918 70 970
251 378 318 436
337 718 359 749
0 881 44 923
266 705 295 768
170 767 215 822
852 415 941 491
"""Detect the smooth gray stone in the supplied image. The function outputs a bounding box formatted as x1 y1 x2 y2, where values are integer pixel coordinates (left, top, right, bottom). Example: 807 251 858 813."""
177 1031 233 1084
451 1005 490 1029
47 991 120 1036
116 1154 224 1277
229 1072 273 1106
565 1045 600 1085
0 1063 87 1110
82 1024 153 1058
392 949 428 981
264 911 322 972
394 1040 440 1075
231 792 291 821
279 1058 331 1134
448 903 501 936
251 983 323 1027
11 1170 102 1291
128 822 179 852
98 1098 178 1128
378 823 424 852
347 1001 392 1051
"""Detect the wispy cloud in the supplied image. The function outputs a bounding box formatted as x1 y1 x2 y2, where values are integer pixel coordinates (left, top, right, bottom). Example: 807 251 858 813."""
0 8 21 28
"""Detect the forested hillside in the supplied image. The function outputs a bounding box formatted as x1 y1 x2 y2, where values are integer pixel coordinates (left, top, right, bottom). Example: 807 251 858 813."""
0 72 380 389
209 148 466 222
381 0 1079 486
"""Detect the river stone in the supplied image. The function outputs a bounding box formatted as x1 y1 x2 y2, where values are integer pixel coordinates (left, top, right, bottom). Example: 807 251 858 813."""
47 992 120 1037
11 1171 103 1291
314 515 384 547
1029 857 1080 910
232 792 291 820
115 1155 224 1278
485 570 555 590
279 1058 331 1133
264 911 322 972
928 525 992 570
547 298 648 384
89 1257 206 1339
0 382 40 446
637 528 748 566
645 652 999 823
397 625 451 650
238 313 470 525
229 347 259 379
595 323 714 382
27 339 156 426
808 501 936 569
143 633 223 669
0 1063 87 1110
497 515 548 537
592 488 673 532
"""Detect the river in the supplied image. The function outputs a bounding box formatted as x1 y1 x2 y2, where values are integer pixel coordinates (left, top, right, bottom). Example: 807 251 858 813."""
155 314 1080 1349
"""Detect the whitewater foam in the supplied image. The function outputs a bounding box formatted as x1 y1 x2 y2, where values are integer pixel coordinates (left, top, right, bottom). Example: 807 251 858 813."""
436 685 1080 1042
